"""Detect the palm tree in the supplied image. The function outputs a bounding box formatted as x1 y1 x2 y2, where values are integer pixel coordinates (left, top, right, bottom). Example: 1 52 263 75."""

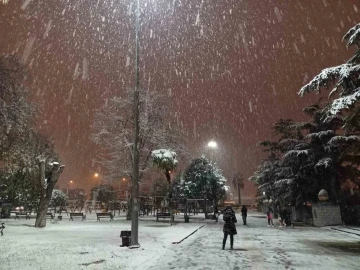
152 149 178 224
232 173 244 205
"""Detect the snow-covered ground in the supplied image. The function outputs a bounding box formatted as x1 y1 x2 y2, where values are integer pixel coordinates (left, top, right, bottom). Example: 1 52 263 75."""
1 211 360 270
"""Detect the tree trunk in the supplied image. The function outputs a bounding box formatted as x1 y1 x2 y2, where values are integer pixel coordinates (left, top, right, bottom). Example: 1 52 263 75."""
127 199 132 220
35 160 65 228
238 184 241 205
165 171 173 224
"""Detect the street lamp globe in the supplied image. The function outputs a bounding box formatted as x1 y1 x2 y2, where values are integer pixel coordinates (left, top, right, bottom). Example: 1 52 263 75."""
207 140 218 149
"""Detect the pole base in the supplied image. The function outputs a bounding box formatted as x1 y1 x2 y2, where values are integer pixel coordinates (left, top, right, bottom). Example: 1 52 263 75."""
129 244 140 249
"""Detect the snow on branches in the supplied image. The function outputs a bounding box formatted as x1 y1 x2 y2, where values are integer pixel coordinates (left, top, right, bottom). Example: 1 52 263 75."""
274 179 293 189
344 23 360 48
330 89 360 115
327 135 360 145
299 23 360 116
305 130 335 141
299 64 353 96
151 149 178 170
315 158 332 169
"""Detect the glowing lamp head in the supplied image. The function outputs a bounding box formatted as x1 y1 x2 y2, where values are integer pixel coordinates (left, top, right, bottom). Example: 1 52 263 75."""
207 140 218 149
94 173 99 178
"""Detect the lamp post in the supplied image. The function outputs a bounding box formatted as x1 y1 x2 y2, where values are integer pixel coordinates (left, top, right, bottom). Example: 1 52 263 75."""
130 0 141 247
207 140 218 162
66 180 73 196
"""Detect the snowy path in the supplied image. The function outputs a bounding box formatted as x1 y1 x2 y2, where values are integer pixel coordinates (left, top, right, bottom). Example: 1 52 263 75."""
148 213 360 270
1 212 360 269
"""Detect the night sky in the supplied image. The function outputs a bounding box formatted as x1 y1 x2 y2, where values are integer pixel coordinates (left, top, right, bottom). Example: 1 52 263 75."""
0 0 359 197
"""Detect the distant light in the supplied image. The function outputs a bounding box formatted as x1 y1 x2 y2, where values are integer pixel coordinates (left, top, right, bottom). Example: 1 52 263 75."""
207 140 218 149
70 180 73 184
94 173 99 177
122 178 126 181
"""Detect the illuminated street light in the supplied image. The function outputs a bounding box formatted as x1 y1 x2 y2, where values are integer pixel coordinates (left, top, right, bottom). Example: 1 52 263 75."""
94 173 99 178
207 140 218 149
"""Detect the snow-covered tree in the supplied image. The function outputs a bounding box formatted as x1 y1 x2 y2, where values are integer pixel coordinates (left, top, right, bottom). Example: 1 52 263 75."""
299 23 360 127
50 189 68 214
151 149 178 223
92 89 187 183
183 156 226 213
0 56 35 164
251 103 360 206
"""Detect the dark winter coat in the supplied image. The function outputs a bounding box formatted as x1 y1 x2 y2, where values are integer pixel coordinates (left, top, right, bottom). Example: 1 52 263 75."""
241 206 247 217
223 207 237 235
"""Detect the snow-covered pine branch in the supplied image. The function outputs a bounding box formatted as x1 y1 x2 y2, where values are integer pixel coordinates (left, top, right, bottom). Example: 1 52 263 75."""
298 64 352 96
273 178 293 189
327 135 360 145
330 89 360 115
343 23 360 48
299 23 360 116
305 130 335 141
315 158 332 169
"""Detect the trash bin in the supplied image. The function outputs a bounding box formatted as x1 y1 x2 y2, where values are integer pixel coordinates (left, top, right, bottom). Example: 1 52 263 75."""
120 230 131 247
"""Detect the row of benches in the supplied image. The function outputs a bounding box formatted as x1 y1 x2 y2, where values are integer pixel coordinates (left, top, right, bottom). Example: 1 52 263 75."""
13 211 170 222
12 212 113 221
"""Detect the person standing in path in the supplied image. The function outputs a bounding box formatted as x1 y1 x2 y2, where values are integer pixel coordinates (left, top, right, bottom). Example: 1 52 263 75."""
267 208 274 227
241 205 247 225
222 206 237 250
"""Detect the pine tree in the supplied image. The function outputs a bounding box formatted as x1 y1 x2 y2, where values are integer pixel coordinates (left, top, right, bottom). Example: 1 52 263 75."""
183 156 226 213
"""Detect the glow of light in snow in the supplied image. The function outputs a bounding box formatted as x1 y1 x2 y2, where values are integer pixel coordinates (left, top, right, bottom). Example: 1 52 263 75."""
207 140 218 149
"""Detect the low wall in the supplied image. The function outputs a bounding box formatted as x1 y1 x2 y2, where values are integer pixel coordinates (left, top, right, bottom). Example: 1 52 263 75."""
312 203 342 227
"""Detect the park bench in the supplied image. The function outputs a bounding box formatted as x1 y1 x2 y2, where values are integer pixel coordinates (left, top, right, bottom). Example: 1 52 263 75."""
156 212 171 222
96 212 114 221
15 212 31 220
46 213 55 220
69 212 86 221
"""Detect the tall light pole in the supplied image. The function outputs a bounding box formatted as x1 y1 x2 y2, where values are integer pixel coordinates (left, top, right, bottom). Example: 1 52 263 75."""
207 140 218 162
131 0 141 247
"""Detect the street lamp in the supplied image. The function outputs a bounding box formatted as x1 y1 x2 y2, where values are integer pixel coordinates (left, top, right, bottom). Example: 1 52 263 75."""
130 0 141 248
207 140 218 162
207 140 218 149
67 180 74 196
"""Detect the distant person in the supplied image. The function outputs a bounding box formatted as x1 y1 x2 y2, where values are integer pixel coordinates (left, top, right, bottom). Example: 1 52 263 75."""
241 205 247 225
222 206 237 250
267 208 274 227
283 208 292 227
